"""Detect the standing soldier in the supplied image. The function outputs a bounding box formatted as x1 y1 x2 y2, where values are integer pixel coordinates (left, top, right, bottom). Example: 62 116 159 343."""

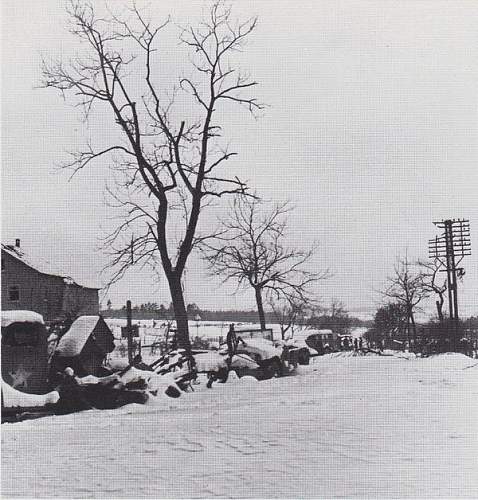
226 323 237 360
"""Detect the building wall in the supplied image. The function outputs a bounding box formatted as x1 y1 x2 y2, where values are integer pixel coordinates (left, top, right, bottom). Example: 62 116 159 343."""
1 250 99 320
1 251 65 319
62 284 99 317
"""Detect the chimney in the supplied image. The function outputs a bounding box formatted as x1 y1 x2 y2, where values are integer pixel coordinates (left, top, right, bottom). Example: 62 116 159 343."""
15 239 20 248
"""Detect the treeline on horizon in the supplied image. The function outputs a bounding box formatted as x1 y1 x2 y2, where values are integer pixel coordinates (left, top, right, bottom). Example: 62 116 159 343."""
100 302 373 329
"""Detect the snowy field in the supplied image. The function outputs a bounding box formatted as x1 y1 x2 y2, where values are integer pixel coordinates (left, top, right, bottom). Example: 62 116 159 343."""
2 353 478 498
104 319 313 343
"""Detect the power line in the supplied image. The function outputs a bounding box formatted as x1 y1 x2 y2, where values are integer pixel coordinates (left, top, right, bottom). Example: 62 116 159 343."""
428 219 471 350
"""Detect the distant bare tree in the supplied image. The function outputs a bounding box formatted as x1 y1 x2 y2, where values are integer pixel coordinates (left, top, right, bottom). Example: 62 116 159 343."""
269 294 310 340
381 257 429 345
307 299 351 334
41 1 264 353
202 196 328 329
417 259 447 322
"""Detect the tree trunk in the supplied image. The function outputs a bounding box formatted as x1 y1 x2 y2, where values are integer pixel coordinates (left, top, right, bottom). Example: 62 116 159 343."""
167 273 191 352
436 296 444 323
254 286 266 330
410 311 417 347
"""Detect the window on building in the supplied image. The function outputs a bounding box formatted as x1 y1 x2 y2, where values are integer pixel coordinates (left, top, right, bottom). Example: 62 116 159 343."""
8 286 20 301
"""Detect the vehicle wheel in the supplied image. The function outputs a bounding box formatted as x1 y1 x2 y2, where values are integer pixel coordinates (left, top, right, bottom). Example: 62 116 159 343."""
269 357 283 377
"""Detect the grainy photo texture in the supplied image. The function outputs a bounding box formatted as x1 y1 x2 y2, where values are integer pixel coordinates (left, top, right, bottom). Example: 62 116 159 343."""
1 1 477 498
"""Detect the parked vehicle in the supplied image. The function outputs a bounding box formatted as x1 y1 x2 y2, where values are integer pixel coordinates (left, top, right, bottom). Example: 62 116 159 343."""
1 310 50 394
2 311 59 422
235 338 292 376
283 331 328 358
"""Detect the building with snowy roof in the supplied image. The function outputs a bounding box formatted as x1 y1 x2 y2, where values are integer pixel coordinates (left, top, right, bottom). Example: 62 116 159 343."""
1 240 100 321
51 315 115 377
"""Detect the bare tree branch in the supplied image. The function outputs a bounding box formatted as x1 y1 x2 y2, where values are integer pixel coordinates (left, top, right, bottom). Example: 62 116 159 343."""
41 0 264 351
202 196 329 328
380 257 430 347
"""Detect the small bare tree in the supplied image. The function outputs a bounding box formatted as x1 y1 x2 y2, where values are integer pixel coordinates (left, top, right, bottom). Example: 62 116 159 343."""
417 259 447 322
203 196 328 329
381 257 429 346
269 294 310 340
307 299 351 335
41 1 264 353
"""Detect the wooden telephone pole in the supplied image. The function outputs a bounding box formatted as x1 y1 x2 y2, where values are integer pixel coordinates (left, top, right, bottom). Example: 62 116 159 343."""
428 219 471 350
126 300 134 364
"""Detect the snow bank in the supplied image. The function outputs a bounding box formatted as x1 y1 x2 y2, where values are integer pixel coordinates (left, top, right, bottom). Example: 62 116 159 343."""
194 352 227 372
239 375 259 384
107 357 129 371
2 379 59 408
117 367 181 397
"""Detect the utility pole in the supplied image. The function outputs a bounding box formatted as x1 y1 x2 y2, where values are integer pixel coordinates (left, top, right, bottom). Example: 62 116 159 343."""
126 299 133 364
429 219 471 351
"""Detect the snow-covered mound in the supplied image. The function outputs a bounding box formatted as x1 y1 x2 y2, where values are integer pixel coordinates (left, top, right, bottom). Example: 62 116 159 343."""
117 367 181 396
106 357 130 371
2 379 59 408
194 352 227 372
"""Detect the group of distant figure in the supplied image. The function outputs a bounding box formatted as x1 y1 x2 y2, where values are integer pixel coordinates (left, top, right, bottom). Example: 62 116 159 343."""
340 336 365 353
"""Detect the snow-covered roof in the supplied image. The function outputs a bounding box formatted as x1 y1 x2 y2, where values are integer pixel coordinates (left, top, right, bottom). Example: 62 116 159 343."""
1 244 100 289
1 310 44 328
56 315 102 357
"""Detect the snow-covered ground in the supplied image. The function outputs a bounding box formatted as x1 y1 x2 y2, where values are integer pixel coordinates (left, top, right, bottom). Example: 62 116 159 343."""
2 353 478 498
104 318 309 342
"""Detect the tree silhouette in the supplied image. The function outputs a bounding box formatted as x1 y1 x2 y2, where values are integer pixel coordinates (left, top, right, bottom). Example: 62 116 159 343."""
203 196 328 329
41 1 264 353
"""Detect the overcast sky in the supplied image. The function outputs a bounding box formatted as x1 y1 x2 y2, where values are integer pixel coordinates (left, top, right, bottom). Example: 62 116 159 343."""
2 0 477 317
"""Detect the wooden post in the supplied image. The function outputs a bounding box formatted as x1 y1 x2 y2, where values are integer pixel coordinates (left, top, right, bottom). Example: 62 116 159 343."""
126 300 133 364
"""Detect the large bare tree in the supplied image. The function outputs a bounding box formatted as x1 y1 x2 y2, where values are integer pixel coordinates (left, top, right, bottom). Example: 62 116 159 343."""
203 196 328 329
41 1 263 353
